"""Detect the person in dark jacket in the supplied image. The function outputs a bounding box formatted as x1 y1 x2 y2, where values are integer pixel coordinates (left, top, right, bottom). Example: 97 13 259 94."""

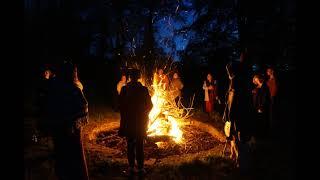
252 74 271 138
46 62 89 180
36 66 54 137
119 69 153 176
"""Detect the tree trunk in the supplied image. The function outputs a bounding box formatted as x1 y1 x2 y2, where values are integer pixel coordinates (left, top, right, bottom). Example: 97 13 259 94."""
143 3 155 82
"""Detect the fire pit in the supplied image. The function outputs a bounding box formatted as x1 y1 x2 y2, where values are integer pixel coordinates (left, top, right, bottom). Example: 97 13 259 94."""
84 119 225 166
84 71 226 167
96 125 220 159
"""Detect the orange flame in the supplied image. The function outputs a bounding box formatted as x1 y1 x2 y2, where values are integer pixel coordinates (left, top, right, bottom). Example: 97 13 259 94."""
147 73 183 145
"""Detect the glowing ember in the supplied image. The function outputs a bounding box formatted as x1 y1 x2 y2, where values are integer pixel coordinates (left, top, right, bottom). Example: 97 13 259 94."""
147 73 184 144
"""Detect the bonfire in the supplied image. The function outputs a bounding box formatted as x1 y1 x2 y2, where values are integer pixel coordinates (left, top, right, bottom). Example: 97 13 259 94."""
146 72 194 147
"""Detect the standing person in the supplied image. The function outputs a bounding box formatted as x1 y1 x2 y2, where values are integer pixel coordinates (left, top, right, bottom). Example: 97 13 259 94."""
203 73 217 120
155 68 169 90
37 66 54 109
224 63 239 162
170 72 184 105
266 67 278 102
266 67 279 132
224 54 254 173
252 74 271 139
35 66 55 137
119 69 153 176
47 62 89 180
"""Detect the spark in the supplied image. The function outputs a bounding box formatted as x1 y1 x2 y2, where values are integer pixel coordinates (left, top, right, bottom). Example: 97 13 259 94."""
175 5 180 13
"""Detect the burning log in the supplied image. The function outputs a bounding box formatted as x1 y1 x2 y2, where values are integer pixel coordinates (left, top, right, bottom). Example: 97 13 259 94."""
146 135 173 143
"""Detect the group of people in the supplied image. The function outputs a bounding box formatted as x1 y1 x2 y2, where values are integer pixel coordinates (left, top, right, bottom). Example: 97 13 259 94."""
153 68 184 104
250 67 278 139
34 58 279 178
223 55 279 173
251 69 278 139
116 68 184 106
36 62 90 180
116 63 279 175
